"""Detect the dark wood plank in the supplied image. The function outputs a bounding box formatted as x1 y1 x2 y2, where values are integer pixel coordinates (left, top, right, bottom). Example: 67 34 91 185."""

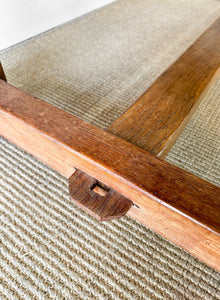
69 169 132 221
0 62 7 81
108 18 220 158
0 79 220 270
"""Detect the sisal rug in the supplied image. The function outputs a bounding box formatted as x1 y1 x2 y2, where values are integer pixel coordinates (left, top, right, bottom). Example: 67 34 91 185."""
0 0 220 298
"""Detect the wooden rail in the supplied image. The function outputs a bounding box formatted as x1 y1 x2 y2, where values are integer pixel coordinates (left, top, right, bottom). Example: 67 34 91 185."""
0 78 220 270
107 17 220 270
108 18 220 158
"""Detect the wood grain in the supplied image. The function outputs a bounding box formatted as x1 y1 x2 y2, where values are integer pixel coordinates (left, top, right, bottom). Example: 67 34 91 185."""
69 169 132 220
127 206 220 272
0 79 220 270
0 62 7 81
0 79 219 232
108 17 220 158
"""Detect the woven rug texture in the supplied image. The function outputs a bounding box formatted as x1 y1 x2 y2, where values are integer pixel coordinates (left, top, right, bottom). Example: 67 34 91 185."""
0 0 220 299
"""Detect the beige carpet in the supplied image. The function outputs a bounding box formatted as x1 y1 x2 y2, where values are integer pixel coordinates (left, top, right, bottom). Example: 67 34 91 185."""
0 0 220 298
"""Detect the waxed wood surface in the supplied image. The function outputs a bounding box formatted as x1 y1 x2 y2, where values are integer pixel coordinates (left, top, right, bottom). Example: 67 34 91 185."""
0 79 219 234
108 17 220 158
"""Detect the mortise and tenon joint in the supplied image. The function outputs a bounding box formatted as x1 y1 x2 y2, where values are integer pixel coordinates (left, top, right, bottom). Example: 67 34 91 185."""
69 169 133 221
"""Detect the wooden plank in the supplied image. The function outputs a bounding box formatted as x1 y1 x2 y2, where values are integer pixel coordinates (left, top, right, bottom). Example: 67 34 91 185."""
108 17 220 158
0 79 219 270
0 80 219 229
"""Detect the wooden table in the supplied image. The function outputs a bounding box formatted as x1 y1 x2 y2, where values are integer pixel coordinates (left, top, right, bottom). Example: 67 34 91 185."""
0 18 219 271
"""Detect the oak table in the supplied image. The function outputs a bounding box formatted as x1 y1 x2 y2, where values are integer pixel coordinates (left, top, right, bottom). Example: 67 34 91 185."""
0 18 220 271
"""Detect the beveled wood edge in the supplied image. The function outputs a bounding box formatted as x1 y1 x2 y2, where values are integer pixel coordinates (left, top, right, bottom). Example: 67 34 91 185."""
108 17 220 158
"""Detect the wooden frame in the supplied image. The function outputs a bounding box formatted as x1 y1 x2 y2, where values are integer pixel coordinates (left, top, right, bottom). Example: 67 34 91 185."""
0 18 219 271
